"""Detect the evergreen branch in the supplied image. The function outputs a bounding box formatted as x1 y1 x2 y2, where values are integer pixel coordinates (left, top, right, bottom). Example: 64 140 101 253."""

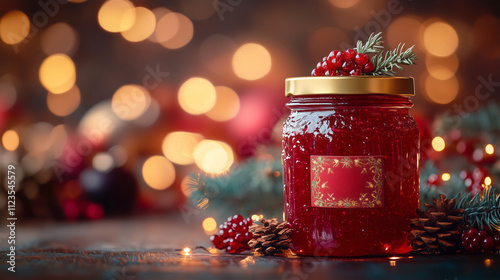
354 32 384 54
371 43 417 76
455 187 500 230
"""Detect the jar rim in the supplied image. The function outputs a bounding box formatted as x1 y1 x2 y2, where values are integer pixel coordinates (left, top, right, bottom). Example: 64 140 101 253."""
285 76 414 97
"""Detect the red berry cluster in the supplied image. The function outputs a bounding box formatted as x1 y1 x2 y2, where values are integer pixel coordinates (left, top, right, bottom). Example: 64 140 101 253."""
210 214 253 254
461 228 500 253
311 49 374 77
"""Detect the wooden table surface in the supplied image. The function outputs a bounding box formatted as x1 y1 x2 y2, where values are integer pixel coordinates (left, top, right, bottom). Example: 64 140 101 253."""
1 215 499 280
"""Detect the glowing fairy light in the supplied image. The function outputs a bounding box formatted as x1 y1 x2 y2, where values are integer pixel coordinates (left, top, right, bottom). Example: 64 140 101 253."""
484 176 492 186
182 247 191 255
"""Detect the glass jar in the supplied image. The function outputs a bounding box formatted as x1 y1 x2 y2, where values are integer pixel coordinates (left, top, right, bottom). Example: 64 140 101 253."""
282 76 419 257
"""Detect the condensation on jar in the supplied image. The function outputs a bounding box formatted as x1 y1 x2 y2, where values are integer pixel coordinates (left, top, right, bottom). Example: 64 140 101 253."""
282 76 420 257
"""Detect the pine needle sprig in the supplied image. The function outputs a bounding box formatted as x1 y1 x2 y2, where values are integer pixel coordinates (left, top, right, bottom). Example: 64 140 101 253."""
354 32 384 54
371 43 417 76
455 187 500 231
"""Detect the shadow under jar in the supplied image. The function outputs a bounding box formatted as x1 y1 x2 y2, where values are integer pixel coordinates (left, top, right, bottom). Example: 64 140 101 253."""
282 76 420 257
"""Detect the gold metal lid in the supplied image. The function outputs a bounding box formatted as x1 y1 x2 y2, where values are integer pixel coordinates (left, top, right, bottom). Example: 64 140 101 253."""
285 76 414 96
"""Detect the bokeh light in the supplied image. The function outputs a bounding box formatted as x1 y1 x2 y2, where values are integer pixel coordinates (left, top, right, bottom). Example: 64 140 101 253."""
41 23 79 56
98 0 136 33
111 84 151 121
425 54 459 80
423 20 459 57
485 176 492 186
232 43 272 80
162 131 203 165
328 0 360 9
142 155 175 190
432 136 446 152
108 145 127 167
178 77 216 115
424 74 459 104
148 7 171 43
485 144 495 155
154 12 179 43
441 173 451 181
179 0 215 20
39 54 76 94
0 10 29 45
22 122 54 154
158 13 193 49
387 16 422 52
2 130 19 151
47 85 81 117
132 98 160 127
121 7 156 42
206 86 240 122
202 217 218 235
193 140 234 174
78 101 123 145
92 152 114 173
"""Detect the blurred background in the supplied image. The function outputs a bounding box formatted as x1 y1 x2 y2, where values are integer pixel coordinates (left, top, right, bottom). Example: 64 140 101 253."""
1 0 500 231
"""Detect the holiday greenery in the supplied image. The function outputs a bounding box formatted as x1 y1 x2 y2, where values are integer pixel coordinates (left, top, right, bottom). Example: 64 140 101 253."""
456 187 500 232
311 32 417 77
188 153 283 221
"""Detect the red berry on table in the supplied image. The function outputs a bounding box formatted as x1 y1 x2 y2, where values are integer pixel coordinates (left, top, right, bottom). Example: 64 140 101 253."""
233 214 244 223
324 70 333 76
363 61 375 73
346 49 357 60
467 241 481 253
350 69 362 76
227 228 237 238
210 234 226 249
244 231 253 241
482 236 494 251
235 233 245 243
244 218 252 226
341 60 354 72
226 244 242 254
355 53 369 65
328 50 339 59
338 71 349 76
322 56 327 62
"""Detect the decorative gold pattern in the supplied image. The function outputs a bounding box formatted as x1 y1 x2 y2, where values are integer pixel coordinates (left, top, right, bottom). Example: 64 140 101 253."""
311 156 383 208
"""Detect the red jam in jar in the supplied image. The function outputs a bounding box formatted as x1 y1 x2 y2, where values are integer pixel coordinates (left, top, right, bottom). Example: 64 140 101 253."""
282 76 419 257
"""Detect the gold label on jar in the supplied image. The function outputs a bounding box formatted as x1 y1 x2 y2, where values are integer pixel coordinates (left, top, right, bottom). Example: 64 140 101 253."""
310 155 384 208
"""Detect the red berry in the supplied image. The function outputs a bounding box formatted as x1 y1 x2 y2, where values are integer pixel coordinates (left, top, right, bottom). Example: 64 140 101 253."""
226 244 243 254
244 218 252 226
341 60 354 72
233 214 243 223
467 228 479 238
478 230 488 239
322 60 333 71
330 57 342 69
210 234 226 249
355 53 369 65
467 241 481 253
328 50 339 59
363 61 375 73
346 49 357 60
336 51 346 61
471 236 481 248
235 233 245 243
482 236 494 251
227 228 236 238
244 232 253 242
338 71 349 76
324 70 333 76
322 56 327 62
219 228 229 238
350 69 361 76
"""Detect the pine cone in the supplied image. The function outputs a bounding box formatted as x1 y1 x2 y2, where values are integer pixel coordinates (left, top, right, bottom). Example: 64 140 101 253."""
409 194 465 254
248 218 292 256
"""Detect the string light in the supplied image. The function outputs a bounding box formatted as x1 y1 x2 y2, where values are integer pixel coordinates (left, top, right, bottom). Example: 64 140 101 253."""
484 176 492 186
182 247 191 255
